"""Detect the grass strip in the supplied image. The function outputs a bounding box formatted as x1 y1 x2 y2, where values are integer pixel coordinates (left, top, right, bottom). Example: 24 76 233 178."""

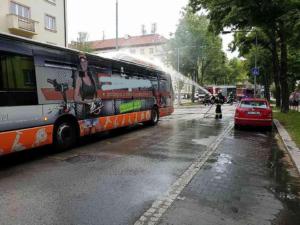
273 108 300 148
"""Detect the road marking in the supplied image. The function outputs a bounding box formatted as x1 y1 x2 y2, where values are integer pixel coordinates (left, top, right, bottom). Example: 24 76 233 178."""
134 122 234 225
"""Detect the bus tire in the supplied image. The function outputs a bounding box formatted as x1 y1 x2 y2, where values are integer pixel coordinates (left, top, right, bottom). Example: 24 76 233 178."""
150 107 159 125
143 107 159 126
53 121 77 151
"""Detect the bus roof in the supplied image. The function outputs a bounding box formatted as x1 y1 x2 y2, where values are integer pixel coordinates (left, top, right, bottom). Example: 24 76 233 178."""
0 32 166 75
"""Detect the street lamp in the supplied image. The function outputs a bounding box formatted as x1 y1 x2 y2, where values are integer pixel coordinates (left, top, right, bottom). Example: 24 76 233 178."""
116 0 119 50
222 30 258 97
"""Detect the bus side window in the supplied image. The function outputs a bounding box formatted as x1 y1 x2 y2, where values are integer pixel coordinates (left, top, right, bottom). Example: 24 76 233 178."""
150 75 158 91
159 79 169 92
0 52 38 106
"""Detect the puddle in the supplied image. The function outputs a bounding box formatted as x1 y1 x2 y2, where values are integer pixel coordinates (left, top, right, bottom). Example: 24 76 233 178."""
268 139 300 224
205 153 232 174
192 136 217 146
65 154 98 163
64 153 117 164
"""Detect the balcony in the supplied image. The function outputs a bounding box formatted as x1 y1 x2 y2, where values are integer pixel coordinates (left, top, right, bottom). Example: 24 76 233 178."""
7 14 38 37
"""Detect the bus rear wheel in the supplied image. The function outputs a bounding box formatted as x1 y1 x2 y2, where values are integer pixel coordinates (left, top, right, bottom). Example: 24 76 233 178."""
54 121 76 150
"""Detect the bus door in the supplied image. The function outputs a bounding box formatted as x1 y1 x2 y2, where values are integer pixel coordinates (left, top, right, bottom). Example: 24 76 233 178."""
158 76 171 108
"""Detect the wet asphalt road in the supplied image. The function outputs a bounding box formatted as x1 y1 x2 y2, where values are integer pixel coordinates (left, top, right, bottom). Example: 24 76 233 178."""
0 104 299 225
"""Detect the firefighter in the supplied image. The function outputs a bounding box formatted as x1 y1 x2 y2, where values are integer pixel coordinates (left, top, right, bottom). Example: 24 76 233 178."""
215 91 225 119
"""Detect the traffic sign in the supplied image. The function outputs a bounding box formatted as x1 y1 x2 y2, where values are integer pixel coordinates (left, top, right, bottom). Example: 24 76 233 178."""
251 67 259 76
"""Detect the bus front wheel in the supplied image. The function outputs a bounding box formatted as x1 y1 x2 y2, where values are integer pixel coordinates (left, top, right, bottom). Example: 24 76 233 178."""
53 121 76 150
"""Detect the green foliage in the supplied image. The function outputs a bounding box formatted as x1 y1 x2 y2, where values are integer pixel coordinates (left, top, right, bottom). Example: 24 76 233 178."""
273 110 300 148
71 32 92 53
190 0 300 111
226 58 248 84
165 8 227 85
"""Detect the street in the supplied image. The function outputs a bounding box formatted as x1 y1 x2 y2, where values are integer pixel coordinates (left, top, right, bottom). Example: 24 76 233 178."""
0 105 299 225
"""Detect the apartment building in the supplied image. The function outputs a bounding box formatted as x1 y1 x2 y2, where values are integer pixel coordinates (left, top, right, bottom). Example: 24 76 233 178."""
0 0 67 46
86 34 168 61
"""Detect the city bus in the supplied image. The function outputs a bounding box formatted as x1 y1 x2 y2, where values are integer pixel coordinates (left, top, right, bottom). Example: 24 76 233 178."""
0 33 174 155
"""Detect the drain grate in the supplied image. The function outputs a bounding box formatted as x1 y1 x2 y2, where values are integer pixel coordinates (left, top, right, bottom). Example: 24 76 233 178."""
65 154 98 164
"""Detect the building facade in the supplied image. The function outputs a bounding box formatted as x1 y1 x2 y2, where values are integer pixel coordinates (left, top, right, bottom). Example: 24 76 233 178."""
0 0 67 46
87 34 167 61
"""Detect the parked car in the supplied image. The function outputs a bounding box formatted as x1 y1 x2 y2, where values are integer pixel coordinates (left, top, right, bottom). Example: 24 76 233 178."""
197 94 206 103
234 98 273 129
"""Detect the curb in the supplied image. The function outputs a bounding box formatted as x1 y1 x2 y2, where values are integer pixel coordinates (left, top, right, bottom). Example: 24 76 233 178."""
273 119 300 175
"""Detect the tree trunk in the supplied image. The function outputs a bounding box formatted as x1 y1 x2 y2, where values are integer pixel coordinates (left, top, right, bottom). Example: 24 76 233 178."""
191 71 195 103
177 88 181 105
200 58 205 86
278 23 289 113
263 72 270 101
270 29 281 107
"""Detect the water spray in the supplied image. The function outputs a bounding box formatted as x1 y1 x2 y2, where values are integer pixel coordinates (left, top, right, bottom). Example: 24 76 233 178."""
97 51 211 96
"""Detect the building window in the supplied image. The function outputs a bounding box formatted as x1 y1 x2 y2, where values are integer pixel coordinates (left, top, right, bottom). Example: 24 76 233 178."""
149 48 154 54
140 48 145 55
45 14 56 31
10 2 30 18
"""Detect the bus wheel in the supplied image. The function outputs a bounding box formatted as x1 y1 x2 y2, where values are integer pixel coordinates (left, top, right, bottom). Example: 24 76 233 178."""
150 107 159 125
54 121 76 150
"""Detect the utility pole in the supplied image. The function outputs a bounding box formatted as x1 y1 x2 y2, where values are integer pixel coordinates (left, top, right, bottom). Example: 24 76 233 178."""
254 30 257 97
177 48 180 72
177 48 181 104
116 0 119 50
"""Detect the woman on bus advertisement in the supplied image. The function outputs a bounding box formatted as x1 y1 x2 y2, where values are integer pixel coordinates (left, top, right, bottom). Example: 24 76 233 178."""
74 52 103 134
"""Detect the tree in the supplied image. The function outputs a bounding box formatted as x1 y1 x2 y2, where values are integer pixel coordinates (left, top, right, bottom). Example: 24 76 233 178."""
230 29 274 101
226 58 248 85
190 0 300 112
165 8 226 102
72 32 92 52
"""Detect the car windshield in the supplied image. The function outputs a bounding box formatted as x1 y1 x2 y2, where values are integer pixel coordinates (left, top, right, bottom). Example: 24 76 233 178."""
240 101 268 109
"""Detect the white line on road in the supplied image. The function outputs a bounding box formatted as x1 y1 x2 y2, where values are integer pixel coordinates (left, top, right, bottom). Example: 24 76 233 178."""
134 122 234 225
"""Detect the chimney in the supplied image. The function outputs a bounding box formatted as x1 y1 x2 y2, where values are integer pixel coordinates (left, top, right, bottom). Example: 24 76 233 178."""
102 31 105 40
141 24 146 35
151 23 157 34
124 34 131 39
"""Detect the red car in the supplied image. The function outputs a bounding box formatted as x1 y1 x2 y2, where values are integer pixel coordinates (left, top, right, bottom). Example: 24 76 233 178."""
234 98 273 128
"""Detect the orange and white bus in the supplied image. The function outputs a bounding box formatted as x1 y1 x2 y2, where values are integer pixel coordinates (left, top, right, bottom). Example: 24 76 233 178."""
0 33 174 155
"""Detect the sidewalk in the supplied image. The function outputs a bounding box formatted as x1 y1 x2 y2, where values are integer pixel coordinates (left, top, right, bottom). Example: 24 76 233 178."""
274 119 300 175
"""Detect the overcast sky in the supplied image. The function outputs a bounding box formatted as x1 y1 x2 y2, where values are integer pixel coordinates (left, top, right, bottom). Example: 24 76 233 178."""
67 0 237 58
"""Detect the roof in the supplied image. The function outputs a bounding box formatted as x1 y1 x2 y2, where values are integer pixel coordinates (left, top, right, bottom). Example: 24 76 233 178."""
89 34 167 51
